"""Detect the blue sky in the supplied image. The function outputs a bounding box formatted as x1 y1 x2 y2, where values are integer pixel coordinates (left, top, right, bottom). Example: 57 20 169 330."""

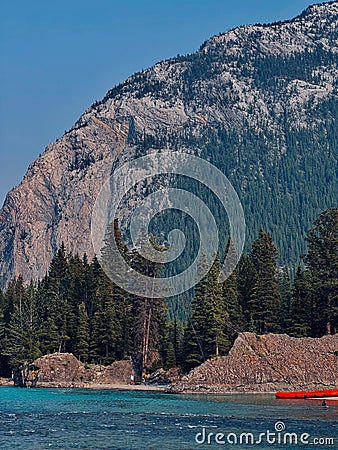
0 0 325 205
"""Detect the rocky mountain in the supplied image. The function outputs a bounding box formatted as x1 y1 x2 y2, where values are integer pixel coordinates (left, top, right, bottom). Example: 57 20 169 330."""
170 332 338 393
0 1 337 286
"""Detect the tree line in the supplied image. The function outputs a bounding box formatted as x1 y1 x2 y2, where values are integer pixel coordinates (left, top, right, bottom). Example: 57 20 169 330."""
0 208 336 376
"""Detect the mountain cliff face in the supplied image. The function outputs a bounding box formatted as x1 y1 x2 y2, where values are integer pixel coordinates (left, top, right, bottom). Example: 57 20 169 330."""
0 2 337 286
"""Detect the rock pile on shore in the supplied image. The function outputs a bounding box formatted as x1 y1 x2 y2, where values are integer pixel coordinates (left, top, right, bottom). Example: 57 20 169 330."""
170 332 338 393
33 353 133 388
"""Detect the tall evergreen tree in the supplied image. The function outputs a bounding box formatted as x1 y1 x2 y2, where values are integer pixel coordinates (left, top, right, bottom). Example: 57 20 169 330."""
278 267 293 332
90 270 117 364
76 302 90 362
223 270 243 342
222 238 243 341
237 253 256 328
38 317 59 355
128 231 167 374
5 279 41 367
249 229 281 333
289 265 312 337
165 341 176 368
171 319 185 368
41 244 70 351
187 255 229 369
305 208 338 335
0 290 6 368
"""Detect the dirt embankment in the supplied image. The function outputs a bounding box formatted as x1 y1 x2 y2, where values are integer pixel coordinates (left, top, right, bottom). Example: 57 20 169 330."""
170 332 338 393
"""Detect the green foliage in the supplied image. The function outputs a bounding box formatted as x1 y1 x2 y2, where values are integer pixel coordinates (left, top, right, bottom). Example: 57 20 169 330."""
249 229 281 333
305 208 338 336
76 302 90 362
278 267 293 333
4 278 41 367
187 255 230 369
165 342 176 369
38 318 59 355
0 209 336 375
289 265 312 337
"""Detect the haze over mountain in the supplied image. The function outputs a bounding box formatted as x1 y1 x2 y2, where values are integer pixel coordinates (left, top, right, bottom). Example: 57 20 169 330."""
0 1 337 287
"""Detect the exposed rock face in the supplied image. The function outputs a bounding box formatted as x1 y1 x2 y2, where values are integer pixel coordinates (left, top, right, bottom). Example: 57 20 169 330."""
0 2 337 285
170 332 338 393
33 352 133 388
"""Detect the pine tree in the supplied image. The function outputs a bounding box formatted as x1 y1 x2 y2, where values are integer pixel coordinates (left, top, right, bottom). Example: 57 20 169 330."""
223 270 243 342
0 291 6 360
3 279 17 325
76 302 90 362
208 257 230 357
66 254 87 353
305 208 338 335
289 265 312 337
38 318 59 355
172 319 185 368
165 341 176 368
237 253 256 328
187 255 229 368
278 267 293 332
5 278 41 368
90 270 117 364
249 229 281 334
221 238 243 345
128 231 167 374
182 321 203 372
42 244 70 351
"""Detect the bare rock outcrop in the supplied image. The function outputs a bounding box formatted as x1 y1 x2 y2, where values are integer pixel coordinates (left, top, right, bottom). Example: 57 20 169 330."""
170 332 338 393
0 2 337 285
33 352 133 388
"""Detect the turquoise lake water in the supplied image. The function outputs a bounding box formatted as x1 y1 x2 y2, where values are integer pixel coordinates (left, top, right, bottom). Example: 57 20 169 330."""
0 386 337 449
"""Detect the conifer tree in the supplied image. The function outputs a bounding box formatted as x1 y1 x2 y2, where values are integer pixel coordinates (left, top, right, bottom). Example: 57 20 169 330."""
76 302 90 362
3 279 17 325
187 255 229 368
237 253 256 328
165 341 176 368
249 229 281 333
223 270 243 343
182 321 203 372
128 231 167 374
0 291 6 361
221 238 243 343
305 208 338 335
90 270 117 364
42 244 70 351
38 318 59 355
289 265 312 337
171 319 185 367
278 267 293 332
5 278 41 367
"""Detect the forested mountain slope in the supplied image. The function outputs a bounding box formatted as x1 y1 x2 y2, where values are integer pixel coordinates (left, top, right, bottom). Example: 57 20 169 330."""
0 1 337 286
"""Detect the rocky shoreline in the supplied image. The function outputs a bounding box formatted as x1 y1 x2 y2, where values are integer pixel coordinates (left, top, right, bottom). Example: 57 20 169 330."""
169 332 338 394
2 333 337 394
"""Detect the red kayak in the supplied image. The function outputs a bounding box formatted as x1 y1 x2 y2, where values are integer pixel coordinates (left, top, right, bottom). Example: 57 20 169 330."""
276 389 338 399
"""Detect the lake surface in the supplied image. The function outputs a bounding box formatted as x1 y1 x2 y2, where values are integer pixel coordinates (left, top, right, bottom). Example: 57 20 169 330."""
0 386 337 449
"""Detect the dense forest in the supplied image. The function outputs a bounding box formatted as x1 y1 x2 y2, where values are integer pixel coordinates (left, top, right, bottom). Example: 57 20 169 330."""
111 34 338 269
0 208 337 377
